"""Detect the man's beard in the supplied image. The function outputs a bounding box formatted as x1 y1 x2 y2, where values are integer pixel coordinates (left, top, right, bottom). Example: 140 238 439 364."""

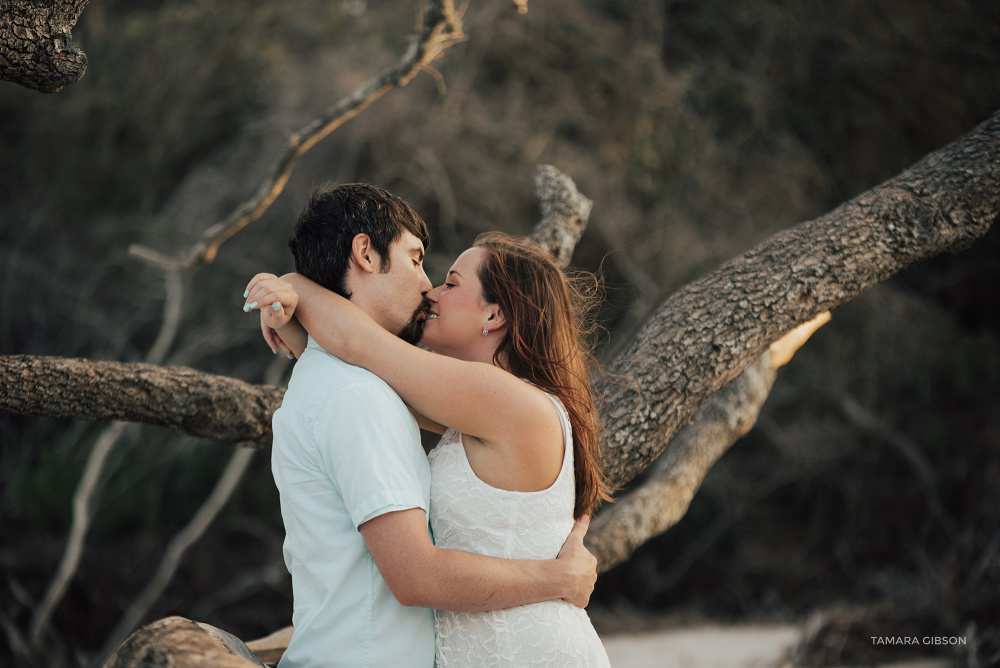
397 298 431 345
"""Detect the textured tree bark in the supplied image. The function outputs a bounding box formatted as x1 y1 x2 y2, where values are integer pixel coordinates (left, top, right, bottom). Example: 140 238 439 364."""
596 110 1000 491
244 626 294 667
0 355 283 447
102 616 265 668
0 0 89 93
529 165 594 264
588 354 776 571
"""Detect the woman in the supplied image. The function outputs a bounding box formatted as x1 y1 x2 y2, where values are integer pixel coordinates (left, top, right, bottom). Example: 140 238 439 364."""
245 233 613 666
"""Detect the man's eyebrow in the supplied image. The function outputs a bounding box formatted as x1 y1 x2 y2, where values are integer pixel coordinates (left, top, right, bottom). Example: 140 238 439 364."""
410 246 425 261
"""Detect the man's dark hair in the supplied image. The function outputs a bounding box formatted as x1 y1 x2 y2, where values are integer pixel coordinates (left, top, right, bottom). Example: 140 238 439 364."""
288 183 430 298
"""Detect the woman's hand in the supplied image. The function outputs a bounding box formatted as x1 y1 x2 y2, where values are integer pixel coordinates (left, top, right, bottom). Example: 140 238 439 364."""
243 273 305 357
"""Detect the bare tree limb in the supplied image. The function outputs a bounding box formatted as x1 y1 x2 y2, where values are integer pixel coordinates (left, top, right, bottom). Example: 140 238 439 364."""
28 422 128 649
0 0 89 93
98 448 257 661
595 109 1000 491
1 604 32 663
127 0 466 272
0 355 284 447
588 354 776 571
98 356 290 658
529 164 594 264
27 270 187 651
524 166 821 568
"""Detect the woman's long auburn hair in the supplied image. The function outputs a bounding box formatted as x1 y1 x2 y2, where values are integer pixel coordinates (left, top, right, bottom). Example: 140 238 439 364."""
474 232 613 518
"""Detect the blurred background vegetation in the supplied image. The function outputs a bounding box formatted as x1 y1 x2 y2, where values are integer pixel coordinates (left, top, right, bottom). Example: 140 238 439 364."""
1 0 998 665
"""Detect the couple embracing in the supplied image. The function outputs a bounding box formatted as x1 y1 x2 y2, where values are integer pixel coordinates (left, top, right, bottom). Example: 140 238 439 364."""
243 183 613 667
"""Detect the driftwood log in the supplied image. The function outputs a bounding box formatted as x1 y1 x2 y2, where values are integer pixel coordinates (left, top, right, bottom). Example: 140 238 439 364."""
103 617 266 668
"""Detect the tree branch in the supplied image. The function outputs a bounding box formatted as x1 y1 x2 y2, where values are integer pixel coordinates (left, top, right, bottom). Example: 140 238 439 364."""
28 422 128 649
524 164 785 570
127 0 465 272
98 448 257 661
529 165 594 264
28 270 187 651
596 110 1000 491
0 355 283 447
587 354 776 571
0 0 89 93
97 356 289 657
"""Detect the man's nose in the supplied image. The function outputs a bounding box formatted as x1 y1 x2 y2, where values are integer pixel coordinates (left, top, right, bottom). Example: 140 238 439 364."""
419 268 433 294
425 283 442 301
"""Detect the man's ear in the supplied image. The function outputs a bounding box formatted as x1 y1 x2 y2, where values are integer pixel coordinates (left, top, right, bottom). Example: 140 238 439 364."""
350 234 377 274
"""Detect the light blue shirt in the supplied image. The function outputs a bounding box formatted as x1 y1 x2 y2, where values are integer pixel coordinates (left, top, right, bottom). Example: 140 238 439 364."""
271 337 434 668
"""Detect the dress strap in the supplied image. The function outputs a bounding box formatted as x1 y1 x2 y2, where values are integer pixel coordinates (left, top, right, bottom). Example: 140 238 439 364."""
540 391 573 470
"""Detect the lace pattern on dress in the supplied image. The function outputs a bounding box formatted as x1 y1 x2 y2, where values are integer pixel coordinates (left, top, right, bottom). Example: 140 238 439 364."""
428 393 610 667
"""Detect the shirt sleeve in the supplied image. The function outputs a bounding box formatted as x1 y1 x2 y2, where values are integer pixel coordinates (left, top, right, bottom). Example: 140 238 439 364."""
314 379 428 529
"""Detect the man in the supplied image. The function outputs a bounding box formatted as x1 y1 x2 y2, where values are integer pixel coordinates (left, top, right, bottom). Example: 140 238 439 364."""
245 184 597 668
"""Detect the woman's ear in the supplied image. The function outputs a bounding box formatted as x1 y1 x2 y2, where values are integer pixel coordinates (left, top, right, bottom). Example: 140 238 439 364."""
487 306 507 330
350 234 377 274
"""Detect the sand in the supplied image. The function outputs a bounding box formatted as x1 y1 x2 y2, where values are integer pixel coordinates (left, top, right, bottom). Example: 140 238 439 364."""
599 625 950 668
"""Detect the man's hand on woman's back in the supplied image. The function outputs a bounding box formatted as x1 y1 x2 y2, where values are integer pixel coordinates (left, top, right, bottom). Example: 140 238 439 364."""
556 515 598 608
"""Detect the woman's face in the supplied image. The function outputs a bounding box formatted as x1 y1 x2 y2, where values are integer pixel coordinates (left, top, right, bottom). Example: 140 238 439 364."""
420 246 500 360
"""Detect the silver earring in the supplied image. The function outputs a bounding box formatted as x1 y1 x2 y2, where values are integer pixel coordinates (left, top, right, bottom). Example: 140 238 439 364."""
483 326 489 336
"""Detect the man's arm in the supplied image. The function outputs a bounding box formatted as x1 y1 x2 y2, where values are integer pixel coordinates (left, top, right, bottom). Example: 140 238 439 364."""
360 508 596 611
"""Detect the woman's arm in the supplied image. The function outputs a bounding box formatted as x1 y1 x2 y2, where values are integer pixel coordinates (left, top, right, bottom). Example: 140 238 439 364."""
245 273 555 447
244 273 308 357
262 315 308 358
412 410 447 435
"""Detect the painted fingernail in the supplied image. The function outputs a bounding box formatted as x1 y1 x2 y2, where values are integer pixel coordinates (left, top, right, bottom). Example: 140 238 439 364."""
249 302 258 309
272 348 278 354
242 304 250 312
243 290 249 298
273 302 281 311
287 353 295 359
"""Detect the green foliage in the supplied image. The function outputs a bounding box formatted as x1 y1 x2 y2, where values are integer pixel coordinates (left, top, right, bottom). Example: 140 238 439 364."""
7 424 90 533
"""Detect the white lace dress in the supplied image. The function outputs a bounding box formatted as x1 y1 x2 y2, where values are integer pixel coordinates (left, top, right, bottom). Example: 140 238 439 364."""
428 394 611 667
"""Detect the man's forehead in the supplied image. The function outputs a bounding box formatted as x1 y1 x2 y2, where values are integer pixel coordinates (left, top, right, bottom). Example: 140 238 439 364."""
395 230 426 254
